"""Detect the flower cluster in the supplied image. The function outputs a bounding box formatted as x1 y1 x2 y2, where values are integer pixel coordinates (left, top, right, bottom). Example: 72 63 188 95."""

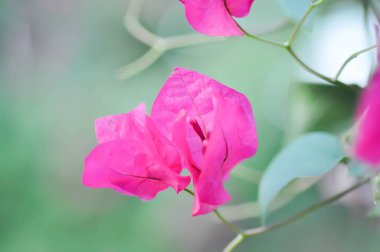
83 0 380 222
83 68 258 215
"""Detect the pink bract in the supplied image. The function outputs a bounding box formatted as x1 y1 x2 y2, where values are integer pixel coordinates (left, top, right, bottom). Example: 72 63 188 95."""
151 68 258 215
83 68 258 216
180 0 255 36
354 62 380 168
83 104 191 200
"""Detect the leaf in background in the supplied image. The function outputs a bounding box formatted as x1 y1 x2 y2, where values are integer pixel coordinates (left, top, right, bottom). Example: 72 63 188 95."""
278 0 313 23
368 204 380 218
286 84 359 142
259 132 345 221
347 160 369 178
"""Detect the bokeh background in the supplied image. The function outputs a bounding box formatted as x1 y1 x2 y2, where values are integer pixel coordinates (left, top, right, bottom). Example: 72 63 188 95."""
1 0 380 251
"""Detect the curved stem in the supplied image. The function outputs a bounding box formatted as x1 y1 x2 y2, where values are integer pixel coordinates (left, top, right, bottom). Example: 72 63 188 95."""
244 177 370 236
235 22 285 48
214 209 244 235
116 43 166 80
223 234 245 252
166 34 225 49
287 0 324 47
287 47 359 92
165 18 291 50
286 47 353 91
184 188 194 196
335 44 379 81
223 0 285 48
124 0 159 46
244 32 285 48
184 188 244 235
286 47 333 83
121 0 290 80
237 0 354 90
224 177 370 252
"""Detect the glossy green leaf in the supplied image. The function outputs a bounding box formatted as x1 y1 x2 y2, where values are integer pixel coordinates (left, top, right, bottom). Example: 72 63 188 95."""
259 132 345 221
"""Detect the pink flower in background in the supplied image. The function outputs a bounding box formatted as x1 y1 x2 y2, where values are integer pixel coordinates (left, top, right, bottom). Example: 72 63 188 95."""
83 104 190 200
354 60 380 168
151 68 258 215
180 0 255 36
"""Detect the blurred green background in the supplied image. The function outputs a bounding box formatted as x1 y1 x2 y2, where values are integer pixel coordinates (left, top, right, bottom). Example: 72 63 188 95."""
1 0 379 251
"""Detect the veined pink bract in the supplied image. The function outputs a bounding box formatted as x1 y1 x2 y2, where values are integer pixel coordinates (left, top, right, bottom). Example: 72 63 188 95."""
83 104 190 200
180 0 255 36
151 68 258 215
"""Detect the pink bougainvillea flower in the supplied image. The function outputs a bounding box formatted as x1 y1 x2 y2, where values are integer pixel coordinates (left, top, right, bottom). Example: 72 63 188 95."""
354 60 380 168
151 68 258 215
180 0 255 36
83 104 191 200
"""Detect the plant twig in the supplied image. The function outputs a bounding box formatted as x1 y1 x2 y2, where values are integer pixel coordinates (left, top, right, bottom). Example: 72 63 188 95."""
286 0 324 47
236 0 359 91
223 234 245 252
244 177 370 236
224 177 371 251
124 0 159 46
335 44 379 81
184 188 244 235
120 0 290 79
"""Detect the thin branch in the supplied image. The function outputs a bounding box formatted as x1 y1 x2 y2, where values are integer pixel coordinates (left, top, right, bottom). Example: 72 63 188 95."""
235 21 286 48
120 0 290 79
165 34 225 50
184 188 243 235
116 43 166 80
335 44 379 81
224 177 371 251
219 177 318 222
237 0 354 91
244 177 370 236
286 47 352 90
124 0 159 46
286 0 324 47
223 234 245 252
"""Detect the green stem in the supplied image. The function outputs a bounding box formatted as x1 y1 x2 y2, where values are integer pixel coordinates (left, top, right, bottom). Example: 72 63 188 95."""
214 209 244 235
184 188 244 235
235 0 354 91
224 177 370 252
226 1 285 48
184 188 195 196
335 44 379 81
281 0 355 90
286 47 354 91
286 47 334 83
244 32 286 49
116 43 165 80
223 234 245 252
244 177 370 236
286 0 324 47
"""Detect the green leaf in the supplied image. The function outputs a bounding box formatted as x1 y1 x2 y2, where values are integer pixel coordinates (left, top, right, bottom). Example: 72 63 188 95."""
287 84 358 141
259 132 345 221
